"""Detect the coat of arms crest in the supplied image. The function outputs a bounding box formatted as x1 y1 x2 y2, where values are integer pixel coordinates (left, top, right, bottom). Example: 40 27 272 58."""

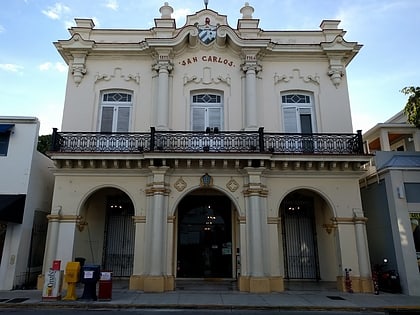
198 17 217 45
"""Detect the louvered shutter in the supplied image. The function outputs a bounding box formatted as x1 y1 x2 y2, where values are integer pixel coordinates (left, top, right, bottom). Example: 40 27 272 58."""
100 107 114 132
208 107 222 129
192 107 206 131
116 107 130 132
283 106 298 133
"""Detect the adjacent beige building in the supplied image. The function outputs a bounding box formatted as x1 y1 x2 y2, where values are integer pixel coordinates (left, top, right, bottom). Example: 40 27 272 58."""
361 111 420 296
42 2 372 293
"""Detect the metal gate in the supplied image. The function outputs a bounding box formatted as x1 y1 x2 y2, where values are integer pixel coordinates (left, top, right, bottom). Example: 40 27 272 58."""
282 194 320 279
102 196 135 277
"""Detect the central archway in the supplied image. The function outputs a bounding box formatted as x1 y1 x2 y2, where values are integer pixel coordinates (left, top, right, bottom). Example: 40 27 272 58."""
176 191 233 278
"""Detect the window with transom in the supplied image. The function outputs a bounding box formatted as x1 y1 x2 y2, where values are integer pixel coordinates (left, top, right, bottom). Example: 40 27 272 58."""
191 92 223 131
99 91 133 132
281 92 316 133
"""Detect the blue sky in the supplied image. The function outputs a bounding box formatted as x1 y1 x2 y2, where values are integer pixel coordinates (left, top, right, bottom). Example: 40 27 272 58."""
0 0 419 135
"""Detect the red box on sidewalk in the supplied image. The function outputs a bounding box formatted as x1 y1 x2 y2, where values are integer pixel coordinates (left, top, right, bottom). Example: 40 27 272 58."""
98 271 112 300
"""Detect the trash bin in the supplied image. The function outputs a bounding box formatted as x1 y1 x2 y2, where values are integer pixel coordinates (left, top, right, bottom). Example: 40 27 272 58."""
80 264 100 300
98 271 112 301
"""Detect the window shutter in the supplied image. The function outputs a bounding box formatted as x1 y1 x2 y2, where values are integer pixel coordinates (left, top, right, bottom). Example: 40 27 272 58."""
192 107 206 131
283 106 298 133
208 107 222 129
100 107 114 132
116 107 130 132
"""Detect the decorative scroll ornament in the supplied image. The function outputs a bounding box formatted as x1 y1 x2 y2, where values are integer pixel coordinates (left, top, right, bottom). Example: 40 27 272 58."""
198 17 217 45
95 67 140 84
200 173 213 187
174 177 187 192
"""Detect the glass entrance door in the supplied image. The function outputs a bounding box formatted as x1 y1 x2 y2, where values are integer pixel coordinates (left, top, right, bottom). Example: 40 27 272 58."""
177 195 232 278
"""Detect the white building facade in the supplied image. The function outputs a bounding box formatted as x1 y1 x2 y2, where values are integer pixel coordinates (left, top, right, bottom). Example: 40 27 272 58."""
0 117 54 290
42 3 372 293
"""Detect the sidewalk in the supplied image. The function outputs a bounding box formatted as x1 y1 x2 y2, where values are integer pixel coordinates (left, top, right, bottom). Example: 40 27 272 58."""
1 286 420 312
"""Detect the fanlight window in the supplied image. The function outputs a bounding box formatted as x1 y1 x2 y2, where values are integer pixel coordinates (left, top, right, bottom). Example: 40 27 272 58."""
99 91 133 133
281 92 315 134
191 93 223 131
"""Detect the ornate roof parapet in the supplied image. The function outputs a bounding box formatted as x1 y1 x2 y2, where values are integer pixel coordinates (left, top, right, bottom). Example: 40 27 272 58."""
69 18 95 39
154 2 176 36
237 2 260 37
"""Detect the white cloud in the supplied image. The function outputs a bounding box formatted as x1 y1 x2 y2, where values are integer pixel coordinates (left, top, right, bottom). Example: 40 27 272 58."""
0 24 4 33
173 8 192 26
105 0 119 11
42 3 70 20
39 62 68 73
0 63 24 73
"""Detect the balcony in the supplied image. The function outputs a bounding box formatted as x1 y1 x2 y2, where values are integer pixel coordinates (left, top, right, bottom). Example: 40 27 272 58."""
50 127 365 155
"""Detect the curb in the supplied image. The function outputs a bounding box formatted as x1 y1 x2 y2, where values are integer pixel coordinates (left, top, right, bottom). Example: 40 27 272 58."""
1 301 420 312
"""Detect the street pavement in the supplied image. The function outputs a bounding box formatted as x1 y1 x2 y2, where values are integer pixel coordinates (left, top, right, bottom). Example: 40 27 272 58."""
0 283 419 312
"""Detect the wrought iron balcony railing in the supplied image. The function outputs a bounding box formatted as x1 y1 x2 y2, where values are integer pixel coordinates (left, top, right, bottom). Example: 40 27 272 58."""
50 127 364 155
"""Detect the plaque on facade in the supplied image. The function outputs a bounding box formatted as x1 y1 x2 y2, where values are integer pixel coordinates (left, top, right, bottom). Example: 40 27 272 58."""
198 17 217 45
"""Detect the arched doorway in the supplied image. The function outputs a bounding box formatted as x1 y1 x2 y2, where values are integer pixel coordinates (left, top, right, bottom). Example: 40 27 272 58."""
102 194 135 277
75 188 135 278
281 191 320 280
177 191 233 278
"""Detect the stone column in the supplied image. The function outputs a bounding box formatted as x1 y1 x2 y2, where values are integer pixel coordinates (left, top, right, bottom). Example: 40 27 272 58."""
243 168 270 293
153 58 173 130
353 208 373 293
144 166 171 292
42 212 61 276
129 216 146 290
241 54 261 130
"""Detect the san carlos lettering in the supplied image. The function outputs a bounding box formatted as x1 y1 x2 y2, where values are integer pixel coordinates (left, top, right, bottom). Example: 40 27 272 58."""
179 55 235 67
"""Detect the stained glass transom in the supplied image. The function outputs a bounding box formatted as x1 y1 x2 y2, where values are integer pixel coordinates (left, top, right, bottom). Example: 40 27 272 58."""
193 94 221 103
103 92 132 102
282 94 310 104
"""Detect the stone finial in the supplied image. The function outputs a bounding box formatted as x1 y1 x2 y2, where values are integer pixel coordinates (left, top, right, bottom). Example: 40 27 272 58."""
240 2 254 18
159 2 173 18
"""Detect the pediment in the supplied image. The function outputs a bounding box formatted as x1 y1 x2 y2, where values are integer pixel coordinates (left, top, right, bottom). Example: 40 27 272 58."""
321 35 362 52
184 9 228 28
55 33 95 50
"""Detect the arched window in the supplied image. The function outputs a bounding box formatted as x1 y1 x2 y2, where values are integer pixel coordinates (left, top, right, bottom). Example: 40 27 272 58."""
281 93 316 133
191 92 223 131
99 91 133 132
